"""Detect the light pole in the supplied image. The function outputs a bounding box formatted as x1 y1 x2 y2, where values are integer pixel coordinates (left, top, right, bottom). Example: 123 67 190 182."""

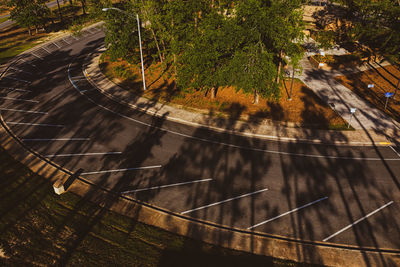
102 7 146 91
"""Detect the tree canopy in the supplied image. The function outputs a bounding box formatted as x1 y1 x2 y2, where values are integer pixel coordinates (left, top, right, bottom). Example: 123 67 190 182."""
104 0 305 102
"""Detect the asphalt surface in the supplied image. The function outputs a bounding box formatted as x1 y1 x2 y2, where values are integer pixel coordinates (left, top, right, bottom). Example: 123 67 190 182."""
1 28 400 251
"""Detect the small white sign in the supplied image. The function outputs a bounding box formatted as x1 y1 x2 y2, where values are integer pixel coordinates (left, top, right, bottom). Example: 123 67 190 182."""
320 51 325 56
318 63 325 67
368 84 374 88
350 108 357 114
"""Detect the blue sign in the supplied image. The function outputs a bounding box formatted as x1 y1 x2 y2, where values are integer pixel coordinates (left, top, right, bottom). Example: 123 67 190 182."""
385 92 394 98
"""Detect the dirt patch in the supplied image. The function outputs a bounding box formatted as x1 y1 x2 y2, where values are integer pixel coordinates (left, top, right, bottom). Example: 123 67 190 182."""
335 64 400 122
100 56 347 129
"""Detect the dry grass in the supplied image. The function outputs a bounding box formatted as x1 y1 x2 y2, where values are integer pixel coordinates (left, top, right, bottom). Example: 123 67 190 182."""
336 65 400 122
101 56 347 129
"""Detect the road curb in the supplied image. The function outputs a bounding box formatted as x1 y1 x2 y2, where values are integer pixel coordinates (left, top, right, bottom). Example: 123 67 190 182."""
83 51 393 147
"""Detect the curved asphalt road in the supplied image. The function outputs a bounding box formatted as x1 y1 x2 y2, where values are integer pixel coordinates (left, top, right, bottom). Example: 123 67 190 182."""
1 28 400 251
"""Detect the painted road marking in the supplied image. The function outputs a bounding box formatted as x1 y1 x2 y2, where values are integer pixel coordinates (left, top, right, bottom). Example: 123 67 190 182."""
247 197 328 230
19 59 38 69
45 152 122 157
3 76 31 83
71 35 79 40
0 97 38 103
41 46 51 54
9 67 32 75
62 38 71 44
81 165 162 175
23 138 90 142
121 178 213 194
6 122 64 127
181 188 269 215
323 201 394 242
75 62 400 161
390 146 400 158
0 108 47 114
0 87 31 93
31 52 43 60
52 42 61 49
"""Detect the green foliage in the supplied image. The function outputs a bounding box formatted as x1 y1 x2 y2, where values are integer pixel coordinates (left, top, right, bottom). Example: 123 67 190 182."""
8 0 50 32
113 65 136 79
337 0 400 62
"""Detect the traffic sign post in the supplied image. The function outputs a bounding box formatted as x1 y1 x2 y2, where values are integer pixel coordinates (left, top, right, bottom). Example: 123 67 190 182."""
384 92 394 110
348 108 357 129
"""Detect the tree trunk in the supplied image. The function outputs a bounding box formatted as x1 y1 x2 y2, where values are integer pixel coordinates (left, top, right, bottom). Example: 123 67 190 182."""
253 89 259 104
81 0 86 15
56 0 63 23
69 0 73 5
150 28 163 64
289 66 295 100
28 27 32 36
276 49 283 84
210 87 216 99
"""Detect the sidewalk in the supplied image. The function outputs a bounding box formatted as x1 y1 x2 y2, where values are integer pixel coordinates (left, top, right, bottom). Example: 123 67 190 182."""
84 51 394 146
298 48 400 142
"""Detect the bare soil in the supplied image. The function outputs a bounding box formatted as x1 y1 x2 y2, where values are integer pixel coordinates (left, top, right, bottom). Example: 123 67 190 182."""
100 56 347 129
336 65 400 123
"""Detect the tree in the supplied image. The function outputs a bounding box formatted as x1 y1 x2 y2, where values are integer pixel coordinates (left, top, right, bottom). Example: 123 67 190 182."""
229 43 278 104
103 2 141 63
8 0 50 35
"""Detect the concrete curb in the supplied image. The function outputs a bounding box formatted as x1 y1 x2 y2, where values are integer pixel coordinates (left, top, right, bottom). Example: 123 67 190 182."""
83 51 393 147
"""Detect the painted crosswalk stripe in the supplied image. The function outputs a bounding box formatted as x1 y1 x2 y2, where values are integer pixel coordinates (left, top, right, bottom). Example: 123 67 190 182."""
0 87 31 93
323 201 394 242
23 138 89 142
0 108 47 114
3 76 31 83
81 165 162 175
0 97 38 103
181 188 269 215
31 52 43 60
9 67 32 75
390 146 400 158
41 46 51 54
62 38 71 44
6 122 64 127
52 42 61 48
45 152 122 157
247 197 328 230
121 178 213 194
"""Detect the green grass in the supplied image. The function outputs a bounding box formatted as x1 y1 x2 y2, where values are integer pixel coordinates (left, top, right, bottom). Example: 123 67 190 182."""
0 17 8 24
0 147 322 266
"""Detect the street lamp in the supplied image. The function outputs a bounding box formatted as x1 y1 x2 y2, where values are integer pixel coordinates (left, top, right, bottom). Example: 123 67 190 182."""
102 7 146 91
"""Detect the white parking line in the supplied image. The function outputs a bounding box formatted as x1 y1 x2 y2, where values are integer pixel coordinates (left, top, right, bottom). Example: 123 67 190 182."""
9 67 32 75
62 38 71 44
23 138 89 141
6 122 64 127
247 197 328 230
45 152 122 157
19 58 37 68
0 108 47 114
52 42 61 49
31 52 43 60
323 201 394 242
181 188 269 215
81 165 162 175
3 76 31 83
0 97 38 103
0 87 31 93
71 35 79 40
76 62 400 161
121 178 213 194
41 46 51 54
390 146 400 158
